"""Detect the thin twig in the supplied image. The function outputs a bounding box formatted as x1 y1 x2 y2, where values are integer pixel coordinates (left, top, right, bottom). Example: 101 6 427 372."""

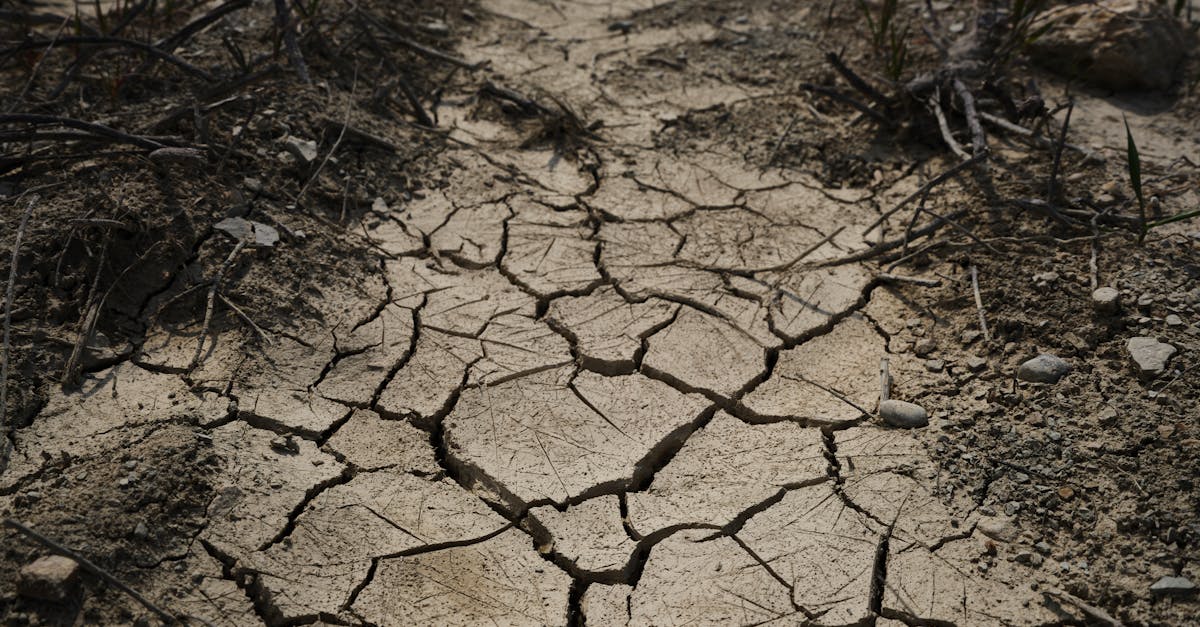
765 113 799 168
970 265 990 341
1043 588 1124 627
1047 100 1074 201
920 205 1000 253
62 233 110 387
1 194 38 472
861 155 983 237
824 209 969 266
157 0 252 54
825 52 891 108
0 114 166 150
3 519 177 624
191 239 248 370
216 293 273 345
0 36 215 82
7 16 69 114
800 83 892 126
297 72 357 205
355 9 484 70
880 357 891 402
978 111 1103 163
876 273 942 287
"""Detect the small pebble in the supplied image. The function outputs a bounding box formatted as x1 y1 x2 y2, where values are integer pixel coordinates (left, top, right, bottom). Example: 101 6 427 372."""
1150 576 1196 596
977 517 1017 542
961 329 982 344
1016 354 1071 384
1015 552 1044 567
1091 287 1120 314
1126 337 1176 381
914 339 937 357
879 399 929 429
965 355 988 372
924 359 945 373
1165 314 1183 327
1033 271 1059 284
18 556 80 602
1057 486 1075 501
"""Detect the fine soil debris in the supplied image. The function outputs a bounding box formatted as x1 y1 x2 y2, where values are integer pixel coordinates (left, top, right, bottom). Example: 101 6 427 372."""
2 0 1199 625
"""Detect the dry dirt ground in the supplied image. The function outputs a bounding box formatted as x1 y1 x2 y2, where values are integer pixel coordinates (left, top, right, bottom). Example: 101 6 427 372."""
2 0 1200 626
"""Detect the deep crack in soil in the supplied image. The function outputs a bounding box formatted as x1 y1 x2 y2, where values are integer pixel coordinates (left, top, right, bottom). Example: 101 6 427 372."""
3 0 1200 626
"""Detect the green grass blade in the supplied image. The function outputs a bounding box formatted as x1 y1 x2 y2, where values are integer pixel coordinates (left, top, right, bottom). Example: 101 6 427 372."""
1147 208 1200 229
1123 114 1147 241
1123 115 1144 208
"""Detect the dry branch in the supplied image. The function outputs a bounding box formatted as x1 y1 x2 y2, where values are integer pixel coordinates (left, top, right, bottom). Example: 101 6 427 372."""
0 36 215 81
1 194 37 472
0 114 167 150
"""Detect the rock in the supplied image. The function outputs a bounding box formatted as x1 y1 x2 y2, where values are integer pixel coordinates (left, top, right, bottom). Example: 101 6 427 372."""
1126 337 1176 380
18 556 81 602
914 339 937 357
879 399 928 429
214 217 279 248
1150 576 1196 596
961 329 982 345
1014 551 1044 568
1033 271 1059 285
977 517 1018 543
1016 354 1071 384
1091 287 1120 314
1028 0 1186 90
148 147 206 167
965 355 987 372
1166 314 1184 327
924 359 944 373
282 135 319 164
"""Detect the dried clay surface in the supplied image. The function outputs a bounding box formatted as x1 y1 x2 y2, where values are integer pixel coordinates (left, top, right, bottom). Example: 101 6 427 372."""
3 1 1198 626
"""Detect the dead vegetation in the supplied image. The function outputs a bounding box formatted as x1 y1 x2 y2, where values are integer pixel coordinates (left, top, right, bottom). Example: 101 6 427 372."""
1 0 1198 625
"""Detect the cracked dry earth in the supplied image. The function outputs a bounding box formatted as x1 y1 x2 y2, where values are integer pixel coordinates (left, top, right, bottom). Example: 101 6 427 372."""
1 3 1104 626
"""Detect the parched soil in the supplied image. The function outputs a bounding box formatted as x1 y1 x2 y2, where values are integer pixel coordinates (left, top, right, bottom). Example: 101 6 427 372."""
2 1 1199 626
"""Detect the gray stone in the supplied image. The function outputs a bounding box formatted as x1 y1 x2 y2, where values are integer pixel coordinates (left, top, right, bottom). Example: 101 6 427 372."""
1126 337 1176 380
924 359 944 373
1014 551 1044 567
18 556 80 602
965 356 987 372
1165 314 1183 327
1016 354 1070 384
879 399 928 429
282 135 319 164
1091 287 1120 314
914 339 937 357
214 217 279 248
1150 576 1196 596
977 517 1017 543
